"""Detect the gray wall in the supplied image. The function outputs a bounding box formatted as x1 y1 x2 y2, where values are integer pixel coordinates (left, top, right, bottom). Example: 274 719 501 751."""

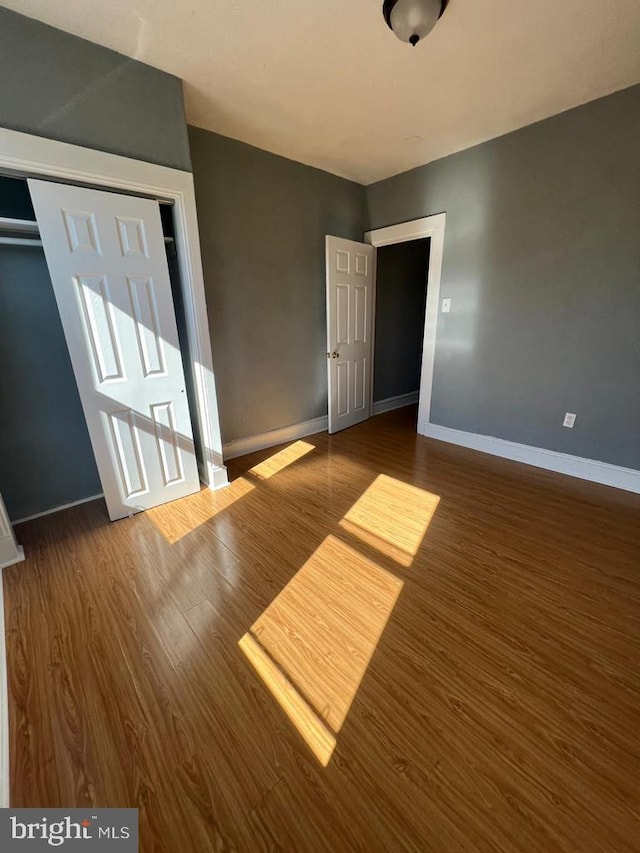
366 84 640 470
0 245 101 520
0 7 190 171
374 239 430 403
189 126 367 443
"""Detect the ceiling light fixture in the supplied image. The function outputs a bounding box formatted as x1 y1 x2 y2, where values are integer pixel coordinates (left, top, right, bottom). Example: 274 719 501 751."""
382 0 448 47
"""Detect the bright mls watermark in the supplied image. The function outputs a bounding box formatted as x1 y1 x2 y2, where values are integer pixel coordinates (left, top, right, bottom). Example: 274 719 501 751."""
0 809 138 851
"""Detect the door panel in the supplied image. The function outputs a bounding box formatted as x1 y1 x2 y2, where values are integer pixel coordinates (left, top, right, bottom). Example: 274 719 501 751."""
128 276 166 377
77 275 125 382
354 252 368 276
151 402 184 485
354 285 367 343
336 362 349 416
354 358 366 412
336 284 349 345
29 179 200 520
326 236 375 434
109 409 148 498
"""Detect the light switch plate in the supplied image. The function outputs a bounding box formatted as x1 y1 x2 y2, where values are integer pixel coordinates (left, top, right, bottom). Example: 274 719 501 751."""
441 297 451 313
563 412 577 428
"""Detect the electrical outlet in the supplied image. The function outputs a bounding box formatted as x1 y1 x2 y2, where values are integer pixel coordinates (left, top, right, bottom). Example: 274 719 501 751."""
563 412 577 429
441 297 451 313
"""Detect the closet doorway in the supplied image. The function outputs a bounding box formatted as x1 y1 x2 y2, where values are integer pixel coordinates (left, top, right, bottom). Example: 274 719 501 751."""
0 126 227 538
1 177 200 521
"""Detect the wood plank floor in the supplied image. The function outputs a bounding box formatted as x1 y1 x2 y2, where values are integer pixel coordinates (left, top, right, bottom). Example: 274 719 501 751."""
4 407 640 852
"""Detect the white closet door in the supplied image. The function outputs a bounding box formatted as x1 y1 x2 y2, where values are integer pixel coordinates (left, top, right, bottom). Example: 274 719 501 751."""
29 180 200 521
325 236 375 434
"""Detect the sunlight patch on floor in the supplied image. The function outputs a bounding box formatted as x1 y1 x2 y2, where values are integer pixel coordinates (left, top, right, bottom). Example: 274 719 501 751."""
248 440 315 480
146 441 314 544
340 474 439 566
238 632 337 766
146 477 255 544
239 534 402 763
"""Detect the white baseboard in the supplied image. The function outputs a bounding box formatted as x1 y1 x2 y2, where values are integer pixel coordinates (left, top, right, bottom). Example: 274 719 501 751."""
0 575 9 807
12 493 104 526
372 391 419 416
224 415 329 461
224 394 419 461
423 423 640 495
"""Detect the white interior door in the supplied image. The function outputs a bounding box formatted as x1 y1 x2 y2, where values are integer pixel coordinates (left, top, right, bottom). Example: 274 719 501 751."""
29 179 200 521
325 236 375 434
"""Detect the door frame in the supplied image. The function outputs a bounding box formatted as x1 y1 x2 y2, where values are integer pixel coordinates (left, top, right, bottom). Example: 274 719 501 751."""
0 127 228 490
364 213 446 435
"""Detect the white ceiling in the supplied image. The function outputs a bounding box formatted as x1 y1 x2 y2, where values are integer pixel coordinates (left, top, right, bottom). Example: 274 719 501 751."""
4 0 640 184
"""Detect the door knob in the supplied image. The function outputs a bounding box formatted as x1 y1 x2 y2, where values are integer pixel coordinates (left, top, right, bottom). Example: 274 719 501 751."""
326 351 340 359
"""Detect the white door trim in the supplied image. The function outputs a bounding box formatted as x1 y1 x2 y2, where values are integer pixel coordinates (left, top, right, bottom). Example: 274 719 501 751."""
0 127 228 491
0 493 24 571
364 213 446 433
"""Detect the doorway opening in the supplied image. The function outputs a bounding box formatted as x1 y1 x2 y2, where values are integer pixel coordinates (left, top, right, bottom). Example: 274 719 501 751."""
365 213 446 435
325 214 446 436
0 175 204 524
0 126 227 518
372 238 431 420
